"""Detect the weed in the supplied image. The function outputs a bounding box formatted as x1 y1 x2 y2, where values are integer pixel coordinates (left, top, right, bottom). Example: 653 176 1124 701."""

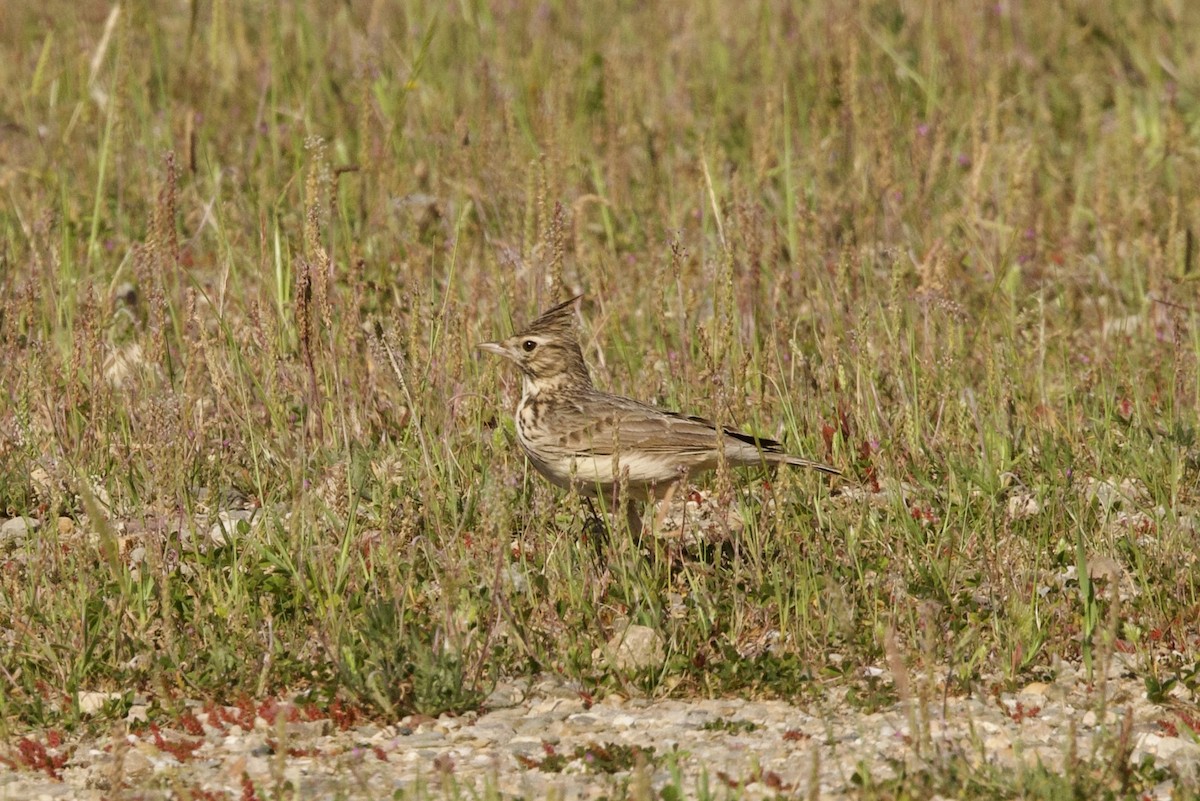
701 717 760 734
518 741 657 775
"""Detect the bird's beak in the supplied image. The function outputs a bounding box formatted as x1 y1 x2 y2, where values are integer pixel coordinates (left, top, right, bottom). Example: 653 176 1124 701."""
475 341 508 358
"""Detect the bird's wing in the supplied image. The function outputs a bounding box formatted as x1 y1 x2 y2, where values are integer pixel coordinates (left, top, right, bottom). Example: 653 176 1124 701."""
549 393 781 456
667 412 789 453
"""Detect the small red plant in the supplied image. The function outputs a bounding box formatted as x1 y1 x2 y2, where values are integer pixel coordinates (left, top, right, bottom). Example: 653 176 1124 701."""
1007 702 1041 723
5 736 69 780
327 699 362 730
241 772 262 801
267 740 321 758
178 711 205 736
908 503 940 526
149 723 204 762
762 770 788 790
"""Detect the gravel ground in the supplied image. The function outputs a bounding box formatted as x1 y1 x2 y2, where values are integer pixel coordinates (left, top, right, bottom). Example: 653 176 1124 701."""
3 660 1199 800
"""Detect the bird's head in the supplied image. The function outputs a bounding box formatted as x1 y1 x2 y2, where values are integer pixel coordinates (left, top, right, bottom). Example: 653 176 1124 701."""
477 295 592 393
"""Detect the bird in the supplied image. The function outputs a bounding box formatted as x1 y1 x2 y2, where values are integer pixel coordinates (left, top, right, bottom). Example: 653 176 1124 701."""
477 295 841 534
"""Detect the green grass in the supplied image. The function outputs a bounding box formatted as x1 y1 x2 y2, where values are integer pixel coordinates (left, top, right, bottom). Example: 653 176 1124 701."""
2 0 1200 796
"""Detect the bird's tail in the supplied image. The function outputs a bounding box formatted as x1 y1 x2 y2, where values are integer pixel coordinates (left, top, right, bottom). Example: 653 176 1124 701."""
774 453 842 476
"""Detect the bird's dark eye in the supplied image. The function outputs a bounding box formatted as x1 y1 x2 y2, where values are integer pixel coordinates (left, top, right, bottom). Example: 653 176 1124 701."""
522 339 537 352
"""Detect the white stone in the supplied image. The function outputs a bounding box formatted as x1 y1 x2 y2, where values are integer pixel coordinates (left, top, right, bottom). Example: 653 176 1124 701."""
0 516 38 546
1006 494 1041 520
78 691 123 715
599 622 665 671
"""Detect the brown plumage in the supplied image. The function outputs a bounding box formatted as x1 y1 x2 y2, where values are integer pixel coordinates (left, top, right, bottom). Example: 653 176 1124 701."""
478 296 840 528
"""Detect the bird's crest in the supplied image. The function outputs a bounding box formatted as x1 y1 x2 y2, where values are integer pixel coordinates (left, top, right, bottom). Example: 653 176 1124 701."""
520 294 583 339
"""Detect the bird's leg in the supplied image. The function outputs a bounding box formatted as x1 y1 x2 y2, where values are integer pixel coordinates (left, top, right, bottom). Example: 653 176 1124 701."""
624 502 644 546
605 482 646 550
582 496 609 553
583 495 602 526
652 481 680 536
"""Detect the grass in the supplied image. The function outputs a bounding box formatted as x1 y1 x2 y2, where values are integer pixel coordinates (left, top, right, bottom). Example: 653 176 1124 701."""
2 0 1200 796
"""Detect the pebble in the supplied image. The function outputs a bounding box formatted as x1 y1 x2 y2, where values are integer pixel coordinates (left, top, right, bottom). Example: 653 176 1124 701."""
77 691 122 715
1018 681 1049 698
207 509 258 546
3 671 1199 799
396 731 446 747
0 516 38 547
600 622 664 671
485 683 527 709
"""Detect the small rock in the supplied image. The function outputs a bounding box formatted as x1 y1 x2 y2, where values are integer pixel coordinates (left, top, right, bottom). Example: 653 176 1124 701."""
1 516 38 547
563 714 598 729
1007 494 1041 520
121 747 154 779
484 682 527 709
1084 477 1148 510
397 732 447 747
976 720 1002 735
285 719 328 739
506 736 548 755
78 691 124 715
504 564 530 592
1104 651 1138 680
525 698 569 718
460 721 513 744
401 713 437 729
355 723 383 738
1018 682 1050 699
516 714 567 736
103 342 147 388
1149 780 1177 800
599 622 665 672
1088 555 1123 583
208 509 257 547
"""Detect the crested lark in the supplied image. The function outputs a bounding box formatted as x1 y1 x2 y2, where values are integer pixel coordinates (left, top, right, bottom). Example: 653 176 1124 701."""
478 296 840 532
